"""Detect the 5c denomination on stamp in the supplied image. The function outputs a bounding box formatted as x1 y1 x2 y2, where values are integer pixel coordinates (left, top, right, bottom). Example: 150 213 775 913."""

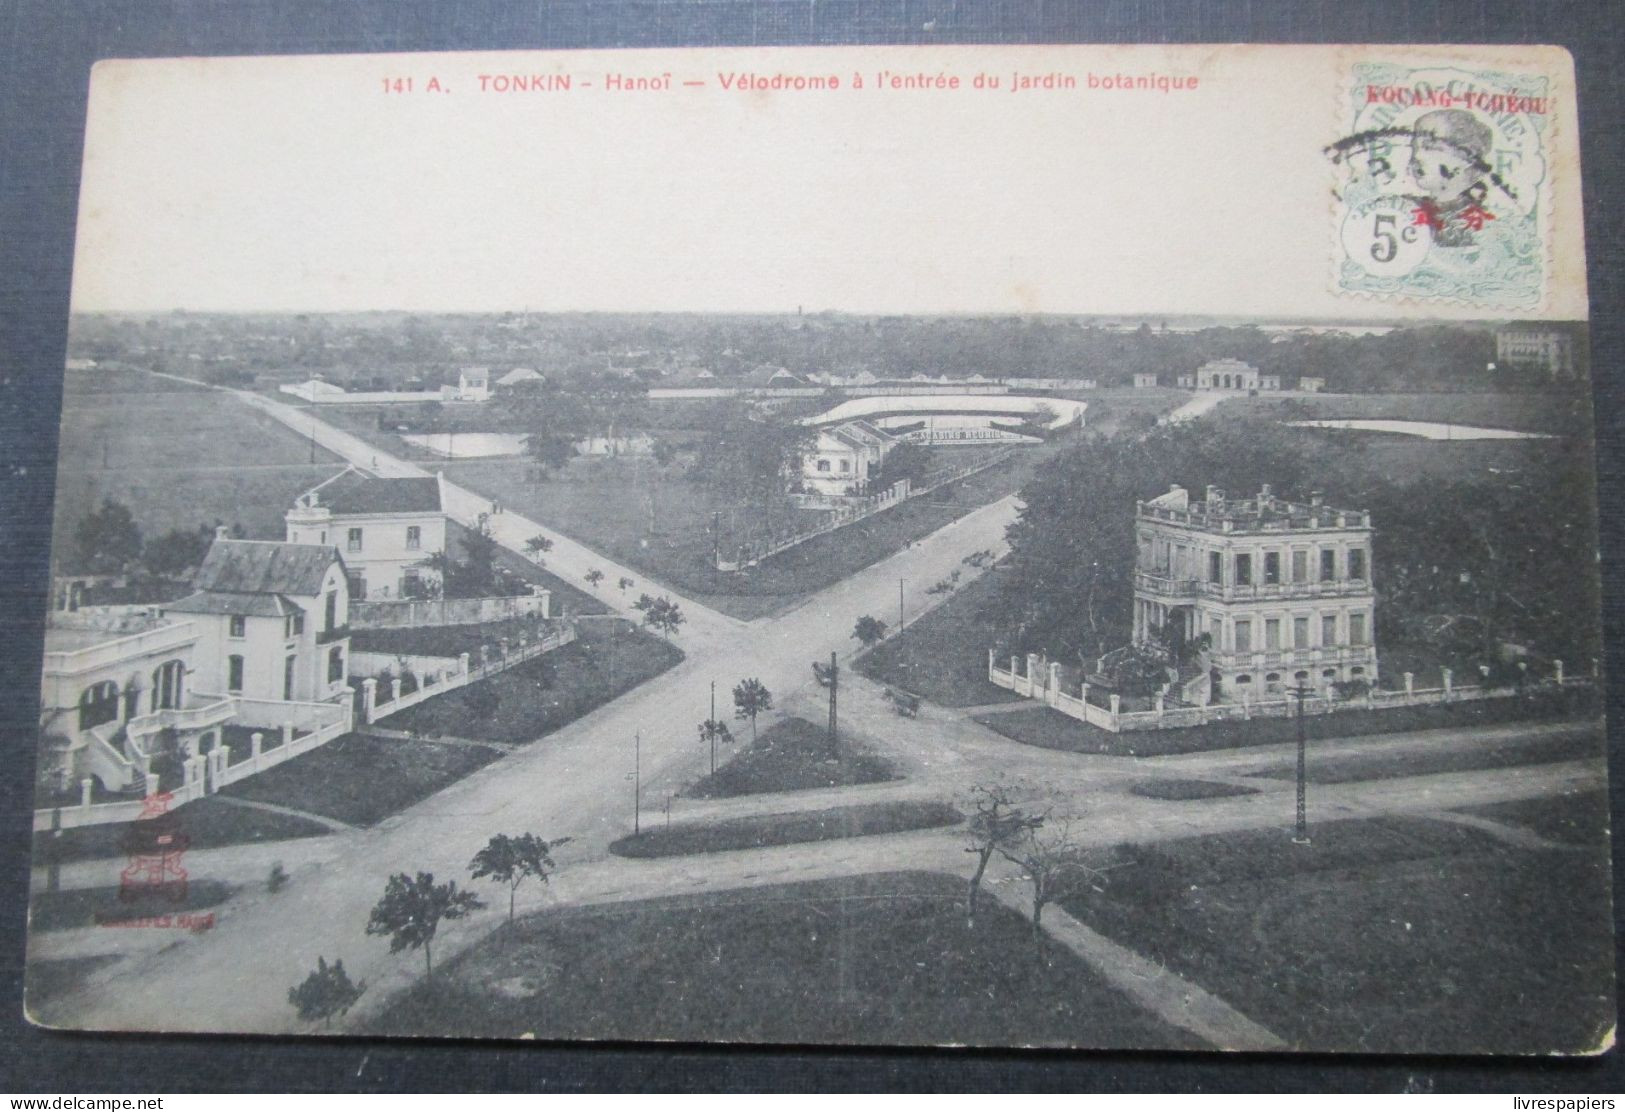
1327 61 1552 308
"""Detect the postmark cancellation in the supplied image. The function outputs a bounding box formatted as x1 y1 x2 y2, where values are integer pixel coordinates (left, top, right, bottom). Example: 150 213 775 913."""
1329 60 1555 309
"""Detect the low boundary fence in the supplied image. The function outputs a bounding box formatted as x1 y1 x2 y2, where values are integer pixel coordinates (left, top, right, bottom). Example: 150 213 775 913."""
349 591 550 630
716 448 1015 571
987 649 1594 734
34 694 352 831
352 622 577 724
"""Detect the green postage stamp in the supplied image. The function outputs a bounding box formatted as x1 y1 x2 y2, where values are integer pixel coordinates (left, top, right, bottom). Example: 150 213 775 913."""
1328 62 1553 308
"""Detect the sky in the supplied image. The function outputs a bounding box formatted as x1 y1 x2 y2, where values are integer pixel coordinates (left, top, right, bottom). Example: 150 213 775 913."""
68 44 1586 319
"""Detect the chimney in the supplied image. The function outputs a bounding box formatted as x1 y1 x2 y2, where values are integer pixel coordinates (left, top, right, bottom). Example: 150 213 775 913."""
1310 490 1323 507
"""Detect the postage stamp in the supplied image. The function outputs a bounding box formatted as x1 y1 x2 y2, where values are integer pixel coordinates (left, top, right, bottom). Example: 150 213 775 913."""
1327 61 1553 308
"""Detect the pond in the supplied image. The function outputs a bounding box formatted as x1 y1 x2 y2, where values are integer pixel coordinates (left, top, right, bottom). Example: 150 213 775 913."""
1287 419 1551 441
401 432 528 458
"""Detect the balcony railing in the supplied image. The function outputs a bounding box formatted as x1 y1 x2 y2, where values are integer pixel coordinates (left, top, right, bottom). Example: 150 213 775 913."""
1135 570 1372 602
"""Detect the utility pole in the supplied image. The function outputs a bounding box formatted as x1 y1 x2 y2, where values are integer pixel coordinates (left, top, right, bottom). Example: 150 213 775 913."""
1290 684 1311 845
827 650 838 755
633 729 641 834
899 578 905 633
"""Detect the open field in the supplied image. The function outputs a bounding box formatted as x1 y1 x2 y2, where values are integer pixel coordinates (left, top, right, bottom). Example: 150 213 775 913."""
382 622 683 744
856 567 1025 707
219 734 503 827
1062 813 1615 1053
1214 390 1592 435
363 871 1201 1047
51 383 344 552
1249 726 1603 784
1457 788 1611 847
973 691 1600 759
609 800 959 858
685 715 898 798
317 402 1093 617
32 796 331 865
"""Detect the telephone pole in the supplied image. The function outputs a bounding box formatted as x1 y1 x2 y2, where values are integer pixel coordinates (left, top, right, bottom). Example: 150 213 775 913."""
1290 684 1311 844
827 650 838 754
899 578 905 633
633 729 641 834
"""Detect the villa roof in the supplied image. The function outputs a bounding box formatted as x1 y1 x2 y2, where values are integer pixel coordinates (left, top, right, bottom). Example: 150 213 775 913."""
164 590 303 618
193 539 341 597
297 468 442 515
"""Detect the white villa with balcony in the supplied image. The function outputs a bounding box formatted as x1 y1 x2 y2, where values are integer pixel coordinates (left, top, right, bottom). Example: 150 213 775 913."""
36 534 354 826
1133 483 1378 703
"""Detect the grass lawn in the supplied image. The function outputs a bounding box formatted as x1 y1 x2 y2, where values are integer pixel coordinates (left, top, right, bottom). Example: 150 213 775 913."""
32 796 332 865
973 687 1600 759
1061 813 1615 1053
1249 723 1604 784
856 567 1025 707
684 716 898 799
609 800 959 858
382 623 683 744
325 408 1080 618
218 734 502 826
1217 390 1592 436
29 880 234 933
1129 779 1260 801
363 871 1201 1047
1456 788 1612 848
51 378 345 551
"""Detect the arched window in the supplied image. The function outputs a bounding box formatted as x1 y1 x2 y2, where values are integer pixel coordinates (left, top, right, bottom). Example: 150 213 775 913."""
1321 667 1338 678
1294 670 1310 681
1350 665 1366 676
78 681 120 731
151 659 185 711
1236 674 1253 685
1265 672 1281 683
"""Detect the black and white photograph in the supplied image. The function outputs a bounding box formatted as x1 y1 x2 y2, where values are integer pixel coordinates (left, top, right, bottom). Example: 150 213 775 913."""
18 41 1615 1060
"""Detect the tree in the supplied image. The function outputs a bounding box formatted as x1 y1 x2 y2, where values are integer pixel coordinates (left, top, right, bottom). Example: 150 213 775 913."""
365 871 485 981
875 441 933 490
852 614 888 648
698 717 734 774
287 956 366 1028
996 818 1105 943
469 833 570 926
617 576 635 595
142 523 215 578
732 678 773 742
73 498 143 573
963 783 1042 927
585 568 605 590
643 596 685 638
524 534 554 564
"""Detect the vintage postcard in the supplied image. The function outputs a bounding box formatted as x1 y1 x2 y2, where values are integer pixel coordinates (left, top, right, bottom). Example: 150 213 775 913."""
26 43 1612 1054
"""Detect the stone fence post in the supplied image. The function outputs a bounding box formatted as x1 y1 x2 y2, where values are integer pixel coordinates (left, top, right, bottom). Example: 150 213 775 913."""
1554 659 1564 685
1403 671 1414 696
1442 667 1453 699
1048 662 1062 706
361 678 377 723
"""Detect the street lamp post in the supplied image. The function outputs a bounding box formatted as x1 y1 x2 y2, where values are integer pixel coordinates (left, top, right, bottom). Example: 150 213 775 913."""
1289 684 1312 844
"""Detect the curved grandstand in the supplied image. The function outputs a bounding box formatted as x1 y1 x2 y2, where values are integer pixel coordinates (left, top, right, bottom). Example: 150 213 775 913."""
801 394 1087 445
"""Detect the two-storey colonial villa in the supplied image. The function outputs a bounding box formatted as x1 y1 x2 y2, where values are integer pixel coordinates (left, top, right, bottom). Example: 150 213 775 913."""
164 533 353 704
285 467 446 600
802 420 896 497
1133 484 1378 703
37 533 353 803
